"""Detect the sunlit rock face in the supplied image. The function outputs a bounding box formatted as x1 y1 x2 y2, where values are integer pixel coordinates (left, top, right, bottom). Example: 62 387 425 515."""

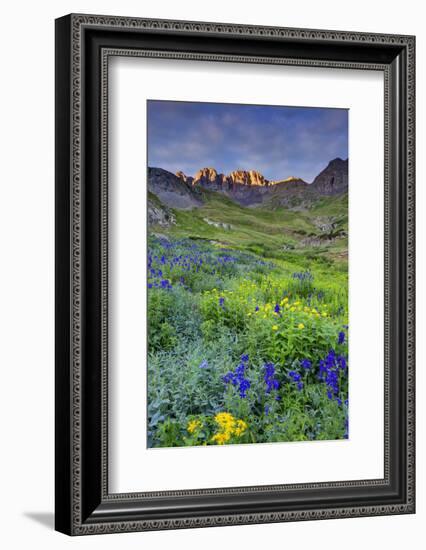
228 169 269 187
147 158 348 210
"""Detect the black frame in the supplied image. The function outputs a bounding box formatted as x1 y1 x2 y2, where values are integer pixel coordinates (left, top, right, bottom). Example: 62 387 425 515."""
55 14 415 535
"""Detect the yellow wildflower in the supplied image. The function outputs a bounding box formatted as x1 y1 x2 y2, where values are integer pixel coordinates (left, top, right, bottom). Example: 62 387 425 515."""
214 412 235 429
234 419 248 436
322 312 327 317
211 413 247 444
187 419 202 434
211 432 230 445
272 325 278 331
298 323 305 330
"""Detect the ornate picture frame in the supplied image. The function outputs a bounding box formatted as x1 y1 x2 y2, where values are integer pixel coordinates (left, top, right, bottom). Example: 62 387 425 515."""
55 14 415 535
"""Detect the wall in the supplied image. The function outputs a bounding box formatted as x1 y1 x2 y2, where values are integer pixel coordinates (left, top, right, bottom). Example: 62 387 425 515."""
0 0 423 548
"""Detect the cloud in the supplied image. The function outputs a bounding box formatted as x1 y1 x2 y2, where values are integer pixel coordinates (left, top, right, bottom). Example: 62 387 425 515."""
147 100 348 182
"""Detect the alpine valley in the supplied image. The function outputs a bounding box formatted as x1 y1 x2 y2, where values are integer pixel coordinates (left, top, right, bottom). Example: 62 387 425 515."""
147 157 348 263
147 156 350 448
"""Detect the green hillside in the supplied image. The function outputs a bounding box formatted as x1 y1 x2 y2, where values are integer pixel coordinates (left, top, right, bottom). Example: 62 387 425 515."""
147 188 349 448
155 188 348 269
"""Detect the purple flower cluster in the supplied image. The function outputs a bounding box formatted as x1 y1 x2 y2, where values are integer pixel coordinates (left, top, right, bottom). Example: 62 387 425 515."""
288 370 304 391
147 278 172 290
263 362 280 393
147 239 241 291
318 349 347 401
147 238 276 293
198 359 209 369
300 358 312 370
292 270 314 283
223 354 251 398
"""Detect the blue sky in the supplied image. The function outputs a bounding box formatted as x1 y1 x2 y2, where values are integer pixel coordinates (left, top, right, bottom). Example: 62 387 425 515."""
147 100 348 183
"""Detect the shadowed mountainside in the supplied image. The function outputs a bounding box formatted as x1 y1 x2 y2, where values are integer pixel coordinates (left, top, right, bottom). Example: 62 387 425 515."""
148 158 348 209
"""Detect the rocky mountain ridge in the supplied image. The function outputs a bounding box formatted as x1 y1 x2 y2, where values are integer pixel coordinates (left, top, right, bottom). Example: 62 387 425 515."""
148 158 348 211
177 167 307 190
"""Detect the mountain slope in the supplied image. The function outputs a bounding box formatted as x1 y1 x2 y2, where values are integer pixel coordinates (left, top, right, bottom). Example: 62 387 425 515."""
150 158 348 209
312 158 348 195
148 167 203 209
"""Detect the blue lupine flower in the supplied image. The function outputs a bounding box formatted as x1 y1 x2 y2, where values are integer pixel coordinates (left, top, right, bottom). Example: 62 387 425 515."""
223 359 251 399
160 279 171 289
264 362 279 393
255 306 259 312
199 360 209 369
344 417 349 439
317 348 348 407
338 331 345 345
219 297 225 307
274 304 280 314
292 270 314 282
337 355 347 370
297 381 304 391
239 378 251 398
301 359 312 370
289 371 301 382
222 372 234 384
241 354 249 363
264 405 270 415
235 363 245 378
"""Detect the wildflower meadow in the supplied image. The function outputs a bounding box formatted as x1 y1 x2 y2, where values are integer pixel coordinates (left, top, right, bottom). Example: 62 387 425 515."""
147 235 348 448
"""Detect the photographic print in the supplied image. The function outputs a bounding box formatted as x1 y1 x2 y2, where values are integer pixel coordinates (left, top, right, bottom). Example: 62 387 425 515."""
147 100 349 449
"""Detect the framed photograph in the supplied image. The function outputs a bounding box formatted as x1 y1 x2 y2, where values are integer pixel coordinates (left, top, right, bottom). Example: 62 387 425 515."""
55 14 415 535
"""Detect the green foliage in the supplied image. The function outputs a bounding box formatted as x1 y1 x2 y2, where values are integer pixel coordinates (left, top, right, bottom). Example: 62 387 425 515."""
147 233 348 448
147 190 349 447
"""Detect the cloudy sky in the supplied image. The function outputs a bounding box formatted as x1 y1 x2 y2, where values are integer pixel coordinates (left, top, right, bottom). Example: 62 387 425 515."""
147 100 348 183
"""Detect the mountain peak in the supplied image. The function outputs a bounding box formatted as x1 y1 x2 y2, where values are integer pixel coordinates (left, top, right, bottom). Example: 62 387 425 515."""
312 158 348 195
150 159 348 209
172 158 347 201
228 169 269 187
327 157 347 168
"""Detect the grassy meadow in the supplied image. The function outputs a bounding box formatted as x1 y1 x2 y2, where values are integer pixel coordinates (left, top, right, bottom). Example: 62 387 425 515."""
147 189 349 448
